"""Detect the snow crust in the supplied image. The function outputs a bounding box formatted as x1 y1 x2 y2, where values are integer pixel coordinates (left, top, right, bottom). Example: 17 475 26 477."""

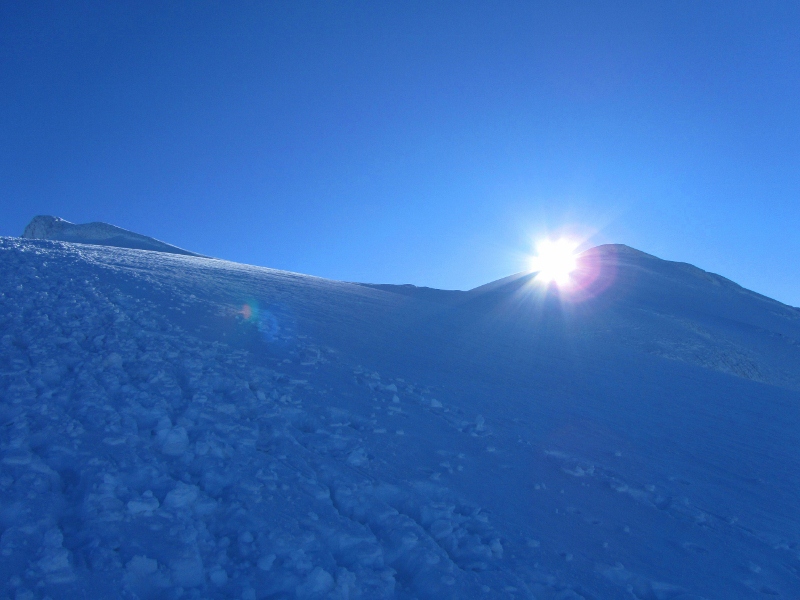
1 237 800 599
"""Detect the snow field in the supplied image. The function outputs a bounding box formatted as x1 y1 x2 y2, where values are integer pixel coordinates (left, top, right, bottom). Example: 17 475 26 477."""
0 240 528 599
2 238 800 599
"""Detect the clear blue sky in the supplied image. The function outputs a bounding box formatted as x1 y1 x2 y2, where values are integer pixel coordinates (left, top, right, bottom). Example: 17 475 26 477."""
2 1 799 304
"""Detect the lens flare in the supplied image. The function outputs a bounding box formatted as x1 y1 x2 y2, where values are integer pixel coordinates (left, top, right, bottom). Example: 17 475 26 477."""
239 304 253 320
234 299 284 341
530 238 579 285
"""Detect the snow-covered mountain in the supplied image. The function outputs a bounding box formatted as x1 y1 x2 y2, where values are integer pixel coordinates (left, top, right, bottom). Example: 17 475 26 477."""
22 216 201 257
1 235 799 600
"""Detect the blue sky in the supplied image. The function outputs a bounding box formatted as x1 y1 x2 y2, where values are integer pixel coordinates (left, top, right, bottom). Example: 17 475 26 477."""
2 1 799 304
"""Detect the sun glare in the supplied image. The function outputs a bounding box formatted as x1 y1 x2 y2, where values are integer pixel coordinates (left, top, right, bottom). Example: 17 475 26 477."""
531 238 579 285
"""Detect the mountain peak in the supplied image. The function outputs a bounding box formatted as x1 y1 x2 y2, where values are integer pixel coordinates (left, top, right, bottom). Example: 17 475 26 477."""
582 243 655 257
22 215 201 256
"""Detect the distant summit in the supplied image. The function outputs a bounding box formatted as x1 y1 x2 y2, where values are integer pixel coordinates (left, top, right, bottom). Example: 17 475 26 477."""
22 215 201 256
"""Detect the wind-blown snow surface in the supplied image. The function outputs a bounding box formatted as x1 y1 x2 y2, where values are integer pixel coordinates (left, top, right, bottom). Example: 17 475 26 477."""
1 237 799 600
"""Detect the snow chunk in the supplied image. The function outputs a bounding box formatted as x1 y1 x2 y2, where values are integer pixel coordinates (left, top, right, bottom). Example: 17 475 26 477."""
347 448 369 467
157 426 189 456
3 449 33 466
164 482 199 509
257 554 276 571
296 567 335 598
126 555 159 578
127 490 160 516
38 528 72 579
209 565 228 586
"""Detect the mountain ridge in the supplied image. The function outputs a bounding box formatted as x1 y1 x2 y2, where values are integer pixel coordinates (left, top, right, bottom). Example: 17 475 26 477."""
20 216 797 315
22 215 202 257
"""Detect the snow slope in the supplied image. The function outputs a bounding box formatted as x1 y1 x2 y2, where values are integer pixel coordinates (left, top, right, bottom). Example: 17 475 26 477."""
1 237 799 600
22 216 201 257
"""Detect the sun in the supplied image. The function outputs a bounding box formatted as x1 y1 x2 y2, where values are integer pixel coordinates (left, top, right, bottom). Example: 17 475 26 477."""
530 238 579 285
